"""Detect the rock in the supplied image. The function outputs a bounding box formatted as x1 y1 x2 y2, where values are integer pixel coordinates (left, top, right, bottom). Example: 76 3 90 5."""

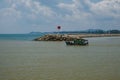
34 34 80 41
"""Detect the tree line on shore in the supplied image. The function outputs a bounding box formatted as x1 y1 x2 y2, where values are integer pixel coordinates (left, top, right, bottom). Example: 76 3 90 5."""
52 29 120 34
30 29 120 34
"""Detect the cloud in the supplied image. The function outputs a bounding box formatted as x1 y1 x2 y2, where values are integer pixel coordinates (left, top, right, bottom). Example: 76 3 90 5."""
0 7 21 26
0 0 120 33
0 0 57 33
22 0 56 17
58 0 91 21
86 0 120 18
5 0 56 18
57 0 120 28
87 0 120 29
58 0 120 20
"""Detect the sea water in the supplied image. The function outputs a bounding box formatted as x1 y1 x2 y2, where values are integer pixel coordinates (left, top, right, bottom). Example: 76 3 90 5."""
0 34 120 80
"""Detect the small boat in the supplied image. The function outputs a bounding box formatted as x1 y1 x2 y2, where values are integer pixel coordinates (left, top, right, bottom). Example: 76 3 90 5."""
65 39 88 46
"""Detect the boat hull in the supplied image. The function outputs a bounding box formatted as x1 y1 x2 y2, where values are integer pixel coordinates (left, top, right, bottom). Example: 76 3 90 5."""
65 39 88 46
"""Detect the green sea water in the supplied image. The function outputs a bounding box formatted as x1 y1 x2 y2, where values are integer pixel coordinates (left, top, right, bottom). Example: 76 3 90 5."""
0 36 120 80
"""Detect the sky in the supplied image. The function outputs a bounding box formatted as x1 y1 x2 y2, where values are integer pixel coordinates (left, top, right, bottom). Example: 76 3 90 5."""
0 0 120 34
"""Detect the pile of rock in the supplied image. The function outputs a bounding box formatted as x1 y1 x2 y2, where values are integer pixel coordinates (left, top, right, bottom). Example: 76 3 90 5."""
34 34 80 41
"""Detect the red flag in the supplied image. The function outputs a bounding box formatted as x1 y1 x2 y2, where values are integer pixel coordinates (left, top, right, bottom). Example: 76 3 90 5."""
57 26 61 30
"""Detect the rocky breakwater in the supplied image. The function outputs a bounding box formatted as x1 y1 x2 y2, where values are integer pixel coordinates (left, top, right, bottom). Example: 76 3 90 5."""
34 34 80 41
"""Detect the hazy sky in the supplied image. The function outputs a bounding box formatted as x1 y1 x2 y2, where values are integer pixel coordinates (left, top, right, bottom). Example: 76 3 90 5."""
0 0 120 33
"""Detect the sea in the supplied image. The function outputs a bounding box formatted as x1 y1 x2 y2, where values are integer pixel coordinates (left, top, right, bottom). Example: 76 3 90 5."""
0 34 120 80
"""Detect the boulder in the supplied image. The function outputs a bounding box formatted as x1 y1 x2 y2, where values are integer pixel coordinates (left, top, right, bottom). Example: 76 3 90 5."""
34 34 80 41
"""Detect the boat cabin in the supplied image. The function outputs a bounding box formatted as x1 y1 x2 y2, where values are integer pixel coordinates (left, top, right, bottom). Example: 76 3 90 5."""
65 39 88 46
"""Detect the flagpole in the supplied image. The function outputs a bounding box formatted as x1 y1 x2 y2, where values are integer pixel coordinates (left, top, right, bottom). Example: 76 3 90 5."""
57 26 61 35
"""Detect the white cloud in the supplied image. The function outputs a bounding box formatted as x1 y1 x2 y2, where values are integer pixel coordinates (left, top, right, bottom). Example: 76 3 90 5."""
0 7 21 23
0 0 57 30
0 0 120 33
56 0 120 30
0 6 22 33
4 0 56 18
21 0 55 17
58 0 120 20
32 1 56 17
89 0 120 18
58 0 91 21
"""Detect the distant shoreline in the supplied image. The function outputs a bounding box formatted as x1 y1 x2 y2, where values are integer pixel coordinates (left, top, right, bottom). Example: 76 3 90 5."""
34 34 120 41
67 34 120 38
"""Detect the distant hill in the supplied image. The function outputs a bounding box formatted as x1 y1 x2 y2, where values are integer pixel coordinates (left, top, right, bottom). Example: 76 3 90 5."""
29 29 120 34
29 32 43 34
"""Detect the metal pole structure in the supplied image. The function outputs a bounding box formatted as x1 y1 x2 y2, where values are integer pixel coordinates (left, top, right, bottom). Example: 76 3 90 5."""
57 26 61 35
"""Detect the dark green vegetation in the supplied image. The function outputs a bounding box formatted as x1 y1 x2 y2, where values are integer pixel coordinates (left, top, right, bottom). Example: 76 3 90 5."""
30 29 120 34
